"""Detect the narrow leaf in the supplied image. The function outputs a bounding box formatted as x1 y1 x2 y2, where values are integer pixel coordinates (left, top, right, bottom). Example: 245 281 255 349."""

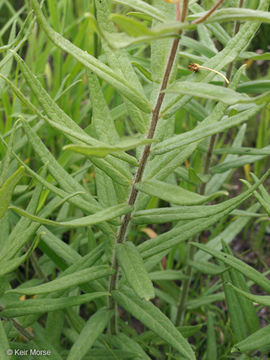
0 166 24 219
191 243 270 293
135 179 227 205
1 293 109 318
7 266 114 295
30 0 152 113
10 203 132 228
67 308 112 360
166 82 250 104
225 282 270 307
154 105 262 155
112 286 195 360
232 324 270 354
116 242 155 300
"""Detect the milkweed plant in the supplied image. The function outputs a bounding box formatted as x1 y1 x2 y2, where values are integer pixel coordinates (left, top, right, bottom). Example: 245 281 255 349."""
0 0 270 359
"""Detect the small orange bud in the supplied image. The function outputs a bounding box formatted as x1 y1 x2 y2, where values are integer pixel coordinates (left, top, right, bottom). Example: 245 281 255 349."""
163 0 179 3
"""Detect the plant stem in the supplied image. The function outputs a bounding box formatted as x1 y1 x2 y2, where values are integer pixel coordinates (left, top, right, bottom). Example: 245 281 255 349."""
108 2 187 334
192 0 225 24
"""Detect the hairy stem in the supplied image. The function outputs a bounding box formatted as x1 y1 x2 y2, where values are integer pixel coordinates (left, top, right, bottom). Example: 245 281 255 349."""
109 2 187 334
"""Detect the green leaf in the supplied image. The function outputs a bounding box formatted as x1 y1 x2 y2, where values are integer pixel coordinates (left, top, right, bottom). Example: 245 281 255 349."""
149 270 188 281
222 242 260 334
1 293 109 318
188 260 227 275
112 286 196 360
237 80 270 93
63 138 154 158
206 312 217 360
191 243 270 294
225 282 270 307
221 265 247 341
232 324 270 354
7 266 114 295
10 203 132 228
135 179 227 205
110 14 153 36
112 0 167 22
116 242 155 300
165 81 250 104
154 105 263 155
138 170 270 259
0 319 10 360
67 308 112 360
213 146 270 156
0 253 28 277
189 8 270 24
187 293 225 309
30 0 152 113
0 166 25 219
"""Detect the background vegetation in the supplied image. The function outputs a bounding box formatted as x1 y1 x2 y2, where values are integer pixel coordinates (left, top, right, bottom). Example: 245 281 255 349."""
0 0 270 359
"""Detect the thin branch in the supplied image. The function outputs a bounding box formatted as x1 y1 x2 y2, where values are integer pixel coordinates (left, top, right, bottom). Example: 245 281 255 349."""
192 0 225 24
181 0 189 23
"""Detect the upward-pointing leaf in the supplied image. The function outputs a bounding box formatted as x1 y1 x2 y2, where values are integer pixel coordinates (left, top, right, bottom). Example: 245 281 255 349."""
0 166 25 219
67 308 112 360
30 0 152 113
112 286 196 360
116 242 155 300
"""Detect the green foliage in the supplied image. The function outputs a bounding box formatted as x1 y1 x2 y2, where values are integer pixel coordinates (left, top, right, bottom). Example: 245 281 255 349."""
0 0 270 358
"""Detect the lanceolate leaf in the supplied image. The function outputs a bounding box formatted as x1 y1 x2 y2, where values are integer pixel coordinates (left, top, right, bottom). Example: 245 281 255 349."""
165 81 250 104
225 282 270 307
63 138 154 158
30 0 152 113
232 324 270 354
135 179 227 206
1 293 109 318
10 203 132 228
7 266 114 295
116 242 155 300
191 243 270 293
112 0 167 22
67 308 112 360
112 286 196 360
0 166 25 219
189 8 270 24
154 105 263 155
138 170 270 259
